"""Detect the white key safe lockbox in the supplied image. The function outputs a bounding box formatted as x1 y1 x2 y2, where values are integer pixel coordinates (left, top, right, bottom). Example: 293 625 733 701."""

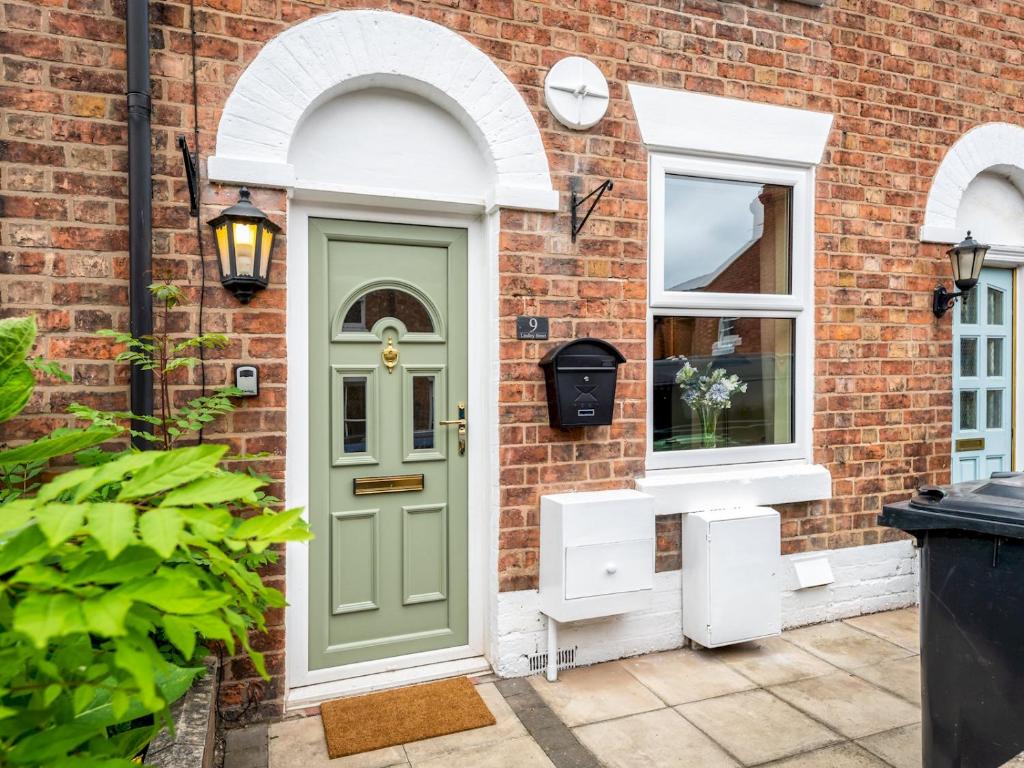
683 506 781 648
540 489 655 680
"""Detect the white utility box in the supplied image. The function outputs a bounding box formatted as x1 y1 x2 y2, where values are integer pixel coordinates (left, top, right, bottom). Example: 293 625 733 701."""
540 489 655 680
683 506 781 648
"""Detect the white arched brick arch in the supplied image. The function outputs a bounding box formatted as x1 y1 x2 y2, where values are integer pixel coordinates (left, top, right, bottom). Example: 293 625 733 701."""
921 122 1024 243
207 10 557 211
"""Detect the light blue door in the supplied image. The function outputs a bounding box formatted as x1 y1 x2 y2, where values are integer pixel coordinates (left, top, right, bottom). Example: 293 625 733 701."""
952 267 1013 482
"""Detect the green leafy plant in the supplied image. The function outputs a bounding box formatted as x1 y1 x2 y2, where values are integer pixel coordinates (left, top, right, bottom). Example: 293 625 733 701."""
0 318 120 503
0 316 311 766
79 283 241 450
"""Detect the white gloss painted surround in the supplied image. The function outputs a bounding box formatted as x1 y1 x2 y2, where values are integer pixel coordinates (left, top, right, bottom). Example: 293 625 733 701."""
921 122 1024 244
208 10 558 212
628 83 833 166
284 199 501 703
646 153 817 470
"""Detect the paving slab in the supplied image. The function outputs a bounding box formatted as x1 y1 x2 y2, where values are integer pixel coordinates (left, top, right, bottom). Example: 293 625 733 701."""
783 621 914 671
853 655 921 705
713 636 837 686
574 708 738 768
402 683 526 762
762 742 889 767
771 671 920 739
528 662 664 727
408 735 553 768
621 648 755 705
844 608 920 652
268 716 406 768
857 724 923 768
676 689 841 765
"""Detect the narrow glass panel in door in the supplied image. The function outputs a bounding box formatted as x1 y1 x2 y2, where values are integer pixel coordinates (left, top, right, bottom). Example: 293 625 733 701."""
952 267 1013 482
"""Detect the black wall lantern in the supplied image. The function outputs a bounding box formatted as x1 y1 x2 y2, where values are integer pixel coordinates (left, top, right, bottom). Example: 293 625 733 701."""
933 231 990 318
208 187 280 304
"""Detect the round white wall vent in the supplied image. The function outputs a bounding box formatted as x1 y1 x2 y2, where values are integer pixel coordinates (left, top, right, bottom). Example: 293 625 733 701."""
544 56 610 131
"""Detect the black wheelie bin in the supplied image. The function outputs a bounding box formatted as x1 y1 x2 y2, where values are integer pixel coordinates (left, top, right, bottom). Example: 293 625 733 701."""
879 475 1024 768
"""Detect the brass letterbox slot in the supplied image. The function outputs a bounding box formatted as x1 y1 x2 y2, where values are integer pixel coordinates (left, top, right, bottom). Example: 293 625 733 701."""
353 474 424 495
955 438 985 452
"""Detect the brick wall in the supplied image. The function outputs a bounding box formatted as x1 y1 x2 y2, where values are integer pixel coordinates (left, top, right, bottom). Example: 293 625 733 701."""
3 0 1020 715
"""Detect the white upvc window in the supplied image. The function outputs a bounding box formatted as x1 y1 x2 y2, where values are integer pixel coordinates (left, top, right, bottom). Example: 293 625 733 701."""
646 152 816 471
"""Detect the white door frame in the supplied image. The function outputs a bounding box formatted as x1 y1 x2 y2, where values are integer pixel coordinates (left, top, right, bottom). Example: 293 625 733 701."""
974 246 1024 471
283 193 499 706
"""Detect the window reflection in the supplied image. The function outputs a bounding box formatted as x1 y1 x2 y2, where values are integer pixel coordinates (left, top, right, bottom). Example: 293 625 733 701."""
663 176 791 295
343 377 367 453
652 316 794 451
412 375 435 450
342 288 433 333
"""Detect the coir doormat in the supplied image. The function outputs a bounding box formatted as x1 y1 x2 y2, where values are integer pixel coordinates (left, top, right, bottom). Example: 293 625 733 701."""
319 676 496 759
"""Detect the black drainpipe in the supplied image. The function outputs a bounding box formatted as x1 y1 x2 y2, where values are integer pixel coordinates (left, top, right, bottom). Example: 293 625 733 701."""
126 0 154 447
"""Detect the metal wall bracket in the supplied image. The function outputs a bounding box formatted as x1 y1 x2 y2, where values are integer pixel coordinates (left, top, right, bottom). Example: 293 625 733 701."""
177 135 199 218
570 177 613 243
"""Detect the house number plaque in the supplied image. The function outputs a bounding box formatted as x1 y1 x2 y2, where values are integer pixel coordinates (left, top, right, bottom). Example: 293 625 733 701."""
517 316 549 340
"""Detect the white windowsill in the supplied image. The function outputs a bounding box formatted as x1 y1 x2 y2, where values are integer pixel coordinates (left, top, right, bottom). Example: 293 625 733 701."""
636 462 832 516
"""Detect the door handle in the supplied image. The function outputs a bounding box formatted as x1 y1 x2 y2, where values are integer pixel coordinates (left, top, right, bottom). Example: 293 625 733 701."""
440 402 467 456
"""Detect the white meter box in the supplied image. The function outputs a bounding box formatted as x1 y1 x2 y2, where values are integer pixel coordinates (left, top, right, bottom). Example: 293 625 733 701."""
683 507 781 648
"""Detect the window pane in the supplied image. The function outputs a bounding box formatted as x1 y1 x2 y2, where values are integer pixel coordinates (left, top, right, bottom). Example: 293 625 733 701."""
342 288 433 333
987 390 1003 429
988 287 1004 325
652 316 794 451
960 338 977 377
663 176 791 295
988 338 1004 377
343 377 367 453
960 390 977 431
412 375 435 450
961 288 977 324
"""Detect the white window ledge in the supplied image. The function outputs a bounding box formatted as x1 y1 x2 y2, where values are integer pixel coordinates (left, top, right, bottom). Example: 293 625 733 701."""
636 463 832 516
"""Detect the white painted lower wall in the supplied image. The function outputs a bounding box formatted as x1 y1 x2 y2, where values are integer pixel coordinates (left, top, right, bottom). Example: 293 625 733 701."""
491 539 919 677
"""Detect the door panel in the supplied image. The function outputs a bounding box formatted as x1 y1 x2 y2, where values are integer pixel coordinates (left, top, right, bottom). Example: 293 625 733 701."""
953 267 1013 482
308 219 469 670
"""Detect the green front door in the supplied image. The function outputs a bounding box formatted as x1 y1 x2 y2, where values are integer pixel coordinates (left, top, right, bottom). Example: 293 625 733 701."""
308 219 469 671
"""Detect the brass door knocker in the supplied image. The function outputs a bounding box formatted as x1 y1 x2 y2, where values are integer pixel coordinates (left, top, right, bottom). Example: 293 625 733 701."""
381 336 398 374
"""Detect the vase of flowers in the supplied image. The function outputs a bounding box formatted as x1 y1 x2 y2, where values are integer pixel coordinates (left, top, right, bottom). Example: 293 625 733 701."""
674 357 747 448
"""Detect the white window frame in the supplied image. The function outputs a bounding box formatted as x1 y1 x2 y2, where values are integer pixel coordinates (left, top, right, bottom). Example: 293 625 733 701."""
646 152 816 471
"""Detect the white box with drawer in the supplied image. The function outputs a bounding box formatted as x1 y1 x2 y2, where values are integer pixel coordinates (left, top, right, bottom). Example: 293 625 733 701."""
683 506 781 648
539 489 655 679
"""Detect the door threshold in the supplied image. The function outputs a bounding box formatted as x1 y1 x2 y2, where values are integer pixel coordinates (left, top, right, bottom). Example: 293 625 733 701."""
285 656 492 711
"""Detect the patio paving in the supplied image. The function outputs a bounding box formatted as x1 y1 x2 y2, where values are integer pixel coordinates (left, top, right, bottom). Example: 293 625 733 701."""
263 607 923 768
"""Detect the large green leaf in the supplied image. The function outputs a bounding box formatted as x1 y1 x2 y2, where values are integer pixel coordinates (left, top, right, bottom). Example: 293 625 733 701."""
74 665 200 729
65 547 161 585
0 524 49 573
72 451 157 502
120 575 229 615
0 316 36 373
0 426 120 467
161 615 196 659
117 444 226 501
0 363 33 423
160 472 264 507
138 507 183 558
6 722 100 765
86 503 136 559
36 503 85 547
234 507 305 540
82 593 131 637
14 592 84 648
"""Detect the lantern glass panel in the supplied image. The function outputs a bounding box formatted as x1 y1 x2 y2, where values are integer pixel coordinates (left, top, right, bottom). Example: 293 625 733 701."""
232 221 258 277
214 223 231 278
259 226 274 280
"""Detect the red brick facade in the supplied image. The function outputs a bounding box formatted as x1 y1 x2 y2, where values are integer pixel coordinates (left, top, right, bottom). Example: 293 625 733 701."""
3 0 1016 716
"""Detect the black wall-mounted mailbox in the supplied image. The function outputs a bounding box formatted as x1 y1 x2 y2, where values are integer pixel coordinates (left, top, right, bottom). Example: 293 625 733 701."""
539 338 626 428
